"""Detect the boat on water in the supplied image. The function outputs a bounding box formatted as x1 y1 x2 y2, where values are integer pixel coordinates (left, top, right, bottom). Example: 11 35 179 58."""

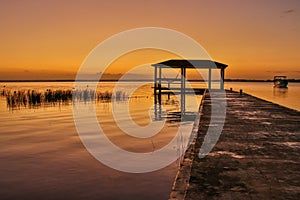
273 76 288 88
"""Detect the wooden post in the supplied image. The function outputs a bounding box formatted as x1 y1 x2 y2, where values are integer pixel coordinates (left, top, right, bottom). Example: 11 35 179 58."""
181 67 186 116
208 68 212 90
220 68 225 90
154 65 158 120
158 66 162 105
154 65 157 105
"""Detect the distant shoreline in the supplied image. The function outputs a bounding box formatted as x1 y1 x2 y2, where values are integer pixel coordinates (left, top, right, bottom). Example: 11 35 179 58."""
1 79 300 83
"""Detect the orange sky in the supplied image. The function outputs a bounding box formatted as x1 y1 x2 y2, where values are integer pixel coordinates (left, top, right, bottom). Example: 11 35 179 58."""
0 0 299 80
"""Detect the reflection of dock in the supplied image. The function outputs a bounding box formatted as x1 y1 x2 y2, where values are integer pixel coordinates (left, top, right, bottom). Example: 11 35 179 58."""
154 87 205 95
166 111 197 122
170 90 300 199
152 59 228 120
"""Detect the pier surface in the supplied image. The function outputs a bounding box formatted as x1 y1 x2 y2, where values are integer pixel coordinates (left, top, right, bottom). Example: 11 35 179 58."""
172 91 300 199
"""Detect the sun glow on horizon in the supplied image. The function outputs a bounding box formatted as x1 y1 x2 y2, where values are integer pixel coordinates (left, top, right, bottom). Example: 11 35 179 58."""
0 0 300 80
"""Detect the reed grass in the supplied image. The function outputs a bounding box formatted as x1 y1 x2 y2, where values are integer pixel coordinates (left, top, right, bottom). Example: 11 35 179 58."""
2 88 128 108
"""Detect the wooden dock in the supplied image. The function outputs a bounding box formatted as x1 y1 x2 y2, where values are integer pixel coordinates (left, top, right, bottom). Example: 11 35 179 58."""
170 90 300 200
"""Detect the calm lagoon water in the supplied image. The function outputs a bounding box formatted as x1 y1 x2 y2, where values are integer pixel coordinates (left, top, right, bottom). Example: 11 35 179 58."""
224 82 300 111
0 81 198 200
0 81 299 199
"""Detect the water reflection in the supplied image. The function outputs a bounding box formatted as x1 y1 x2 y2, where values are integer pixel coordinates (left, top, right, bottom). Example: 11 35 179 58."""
153 97 197 122
153 101 180 121
1 86 199 124
1 88 127 110
273 87 288 98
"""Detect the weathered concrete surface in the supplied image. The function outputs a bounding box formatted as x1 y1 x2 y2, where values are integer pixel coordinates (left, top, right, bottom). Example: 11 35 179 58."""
185 91 300 200
169 91 206 200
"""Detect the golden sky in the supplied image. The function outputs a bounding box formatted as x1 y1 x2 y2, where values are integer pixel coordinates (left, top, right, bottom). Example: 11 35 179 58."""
0 0 299 80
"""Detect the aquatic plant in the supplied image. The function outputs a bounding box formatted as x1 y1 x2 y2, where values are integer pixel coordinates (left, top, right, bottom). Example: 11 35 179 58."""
3 88 128 109
44 89 73 102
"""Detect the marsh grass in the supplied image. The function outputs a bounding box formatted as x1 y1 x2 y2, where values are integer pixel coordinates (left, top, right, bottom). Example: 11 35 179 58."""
2 88 128 109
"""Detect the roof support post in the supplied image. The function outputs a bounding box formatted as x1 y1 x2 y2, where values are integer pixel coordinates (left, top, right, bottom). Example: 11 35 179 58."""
158 66 162 105
220 68 225 90
154 65 157 105
181 66 186 116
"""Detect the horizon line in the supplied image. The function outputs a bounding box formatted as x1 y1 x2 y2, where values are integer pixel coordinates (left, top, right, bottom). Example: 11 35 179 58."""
1 79 300 83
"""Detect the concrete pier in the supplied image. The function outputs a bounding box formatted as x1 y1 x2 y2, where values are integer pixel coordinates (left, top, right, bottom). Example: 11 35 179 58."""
170 90 300 199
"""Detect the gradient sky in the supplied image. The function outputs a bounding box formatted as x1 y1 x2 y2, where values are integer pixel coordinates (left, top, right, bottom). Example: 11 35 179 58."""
0 0 299 80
